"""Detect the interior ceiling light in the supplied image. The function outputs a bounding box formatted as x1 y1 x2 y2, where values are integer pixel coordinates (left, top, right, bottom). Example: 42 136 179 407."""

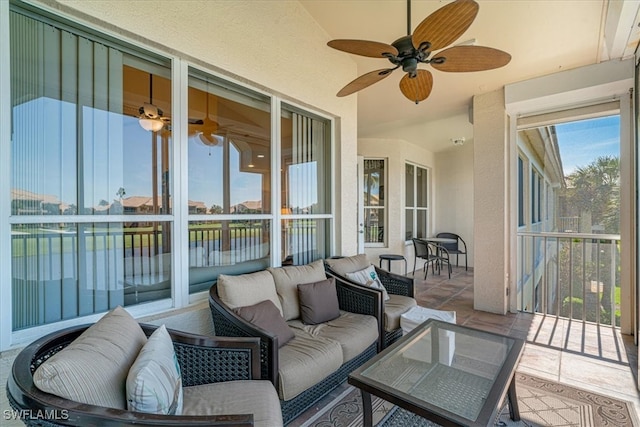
327 0 510 104
138 103 165 132
138 74 166 132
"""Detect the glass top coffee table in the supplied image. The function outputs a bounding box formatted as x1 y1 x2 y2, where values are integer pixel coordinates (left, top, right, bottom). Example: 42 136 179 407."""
348 319 524 427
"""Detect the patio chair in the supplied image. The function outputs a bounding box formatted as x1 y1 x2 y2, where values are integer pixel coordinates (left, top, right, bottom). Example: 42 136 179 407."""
436 232 468 270
430 242 452 279
412 238 439 278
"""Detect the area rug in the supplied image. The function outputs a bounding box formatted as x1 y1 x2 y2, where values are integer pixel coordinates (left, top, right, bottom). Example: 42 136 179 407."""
295 372 639 427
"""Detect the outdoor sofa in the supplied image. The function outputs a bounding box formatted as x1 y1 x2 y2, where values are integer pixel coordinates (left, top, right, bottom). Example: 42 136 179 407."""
6 306 282 426
324 254 417 348
208 259 380 424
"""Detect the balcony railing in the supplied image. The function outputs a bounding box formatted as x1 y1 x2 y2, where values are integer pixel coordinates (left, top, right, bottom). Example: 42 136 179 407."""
517 231 621 327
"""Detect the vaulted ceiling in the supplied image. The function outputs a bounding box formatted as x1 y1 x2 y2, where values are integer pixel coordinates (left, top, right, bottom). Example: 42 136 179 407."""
301 0 640 150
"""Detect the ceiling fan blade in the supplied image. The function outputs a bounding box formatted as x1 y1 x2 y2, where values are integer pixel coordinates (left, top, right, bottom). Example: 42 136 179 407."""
412 0 479 52
328 39 398 58
399 70 433 104
337 68 395 97
188 118 204 125
431 46 511 72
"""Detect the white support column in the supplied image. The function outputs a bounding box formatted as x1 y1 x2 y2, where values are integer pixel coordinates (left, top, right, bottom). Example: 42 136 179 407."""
473 88 509 314
173 58 188 307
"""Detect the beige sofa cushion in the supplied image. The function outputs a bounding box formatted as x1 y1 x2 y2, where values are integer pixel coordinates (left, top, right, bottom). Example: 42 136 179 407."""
324 254 370 276
33 306 147 409
268 260 327 320
277 332 343 401
182 380 283 427
289 311 378 362
383 294 417 332
217 270 283 316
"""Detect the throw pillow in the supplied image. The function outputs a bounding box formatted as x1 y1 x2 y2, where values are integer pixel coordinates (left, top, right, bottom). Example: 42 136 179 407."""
346 265 390 301
234 300 295 347
297 277 340 325
268 259 327 321
32 305 147 409
324 254 370 276
126 325 183 415
217 270 284 316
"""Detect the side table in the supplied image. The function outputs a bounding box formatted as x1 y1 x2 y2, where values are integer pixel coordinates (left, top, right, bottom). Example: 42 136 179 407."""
379 254 407 275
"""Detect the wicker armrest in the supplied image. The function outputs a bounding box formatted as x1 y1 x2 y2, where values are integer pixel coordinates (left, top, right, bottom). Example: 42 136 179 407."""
328 271 384 351
375 266 415 297
6 323 258 426
329 272 382 318
140 324 261 386
209 285 279 386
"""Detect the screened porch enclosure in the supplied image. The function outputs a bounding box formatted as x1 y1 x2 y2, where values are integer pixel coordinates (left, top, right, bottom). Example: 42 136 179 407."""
516 113 622 327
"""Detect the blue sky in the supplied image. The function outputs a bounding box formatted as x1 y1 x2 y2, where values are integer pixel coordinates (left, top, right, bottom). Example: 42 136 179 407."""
555 115 620 176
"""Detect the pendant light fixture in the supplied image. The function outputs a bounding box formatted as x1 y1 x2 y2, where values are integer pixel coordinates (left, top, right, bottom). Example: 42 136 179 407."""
138 74 165 132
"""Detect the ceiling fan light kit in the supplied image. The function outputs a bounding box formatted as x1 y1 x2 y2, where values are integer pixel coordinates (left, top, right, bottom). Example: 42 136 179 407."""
327 0 511 104
138 74 168 132
138 102 165 132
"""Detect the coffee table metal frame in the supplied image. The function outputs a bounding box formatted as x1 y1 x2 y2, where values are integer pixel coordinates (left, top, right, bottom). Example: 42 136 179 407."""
348 319 524 427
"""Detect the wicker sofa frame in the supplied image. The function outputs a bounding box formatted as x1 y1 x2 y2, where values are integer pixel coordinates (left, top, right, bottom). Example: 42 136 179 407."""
208 274 381 424
325 264 415 349
6 323 263 426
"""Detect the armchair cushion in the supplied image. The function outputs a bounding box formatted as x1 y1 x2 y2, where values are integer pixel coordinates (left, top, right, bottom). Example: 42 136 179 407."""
383 294 417 332
234 299 295 348
297 277 340 325
324 254 369 276
217 270 284 316
268 260 327 321
126 325 183 414
182 380 283 427
346 265 390 301
32 306 147 409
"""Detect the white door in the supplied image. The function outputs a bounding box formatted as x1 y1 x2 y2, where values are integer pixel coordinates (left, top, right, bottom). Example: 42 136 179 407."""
357 156 365 253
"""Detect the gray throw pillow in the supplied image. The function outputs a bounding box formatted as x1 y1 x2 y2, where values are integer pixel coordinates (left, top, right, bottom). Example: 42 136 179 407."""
234 300 295 348
297 277 340 325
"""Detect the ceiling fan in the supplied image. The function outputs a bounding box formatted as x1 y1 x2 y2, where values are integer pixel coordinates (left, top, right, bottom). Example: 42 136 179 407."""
327 0 511 104
138 74 205 132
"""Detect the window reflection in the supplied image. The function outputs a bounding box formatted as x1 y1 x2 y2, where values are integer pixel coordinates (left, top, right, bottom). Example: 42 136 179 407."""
187 73 271 215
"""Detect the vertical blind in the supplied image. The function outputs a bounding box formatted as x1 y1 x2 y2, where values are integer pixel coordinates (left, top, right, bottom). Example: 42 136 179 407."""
287 112 328 264
10 12 126 329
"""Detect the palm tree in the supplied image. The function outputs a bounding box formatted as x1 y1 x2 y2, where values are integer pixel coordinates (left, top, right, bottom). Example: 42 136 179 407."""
564 156 619 234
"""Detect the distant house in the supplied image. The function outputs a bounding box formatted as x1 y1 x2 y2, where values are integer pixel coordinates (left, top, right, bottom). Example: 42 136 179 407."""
230 200 263 214
120 196 207 215
11 189 62 215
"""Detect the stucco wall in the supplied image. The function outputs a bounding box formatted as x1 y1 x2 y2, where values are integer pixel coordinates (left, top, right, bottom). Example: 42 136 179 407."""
36 0 360 254
473 88 509 314
434 143 474 269
358 138 435 275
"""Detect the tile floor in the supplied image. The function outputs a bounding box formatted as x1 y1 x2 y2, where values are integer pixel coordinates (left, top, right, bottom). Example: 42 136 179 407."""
413 265 640 419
